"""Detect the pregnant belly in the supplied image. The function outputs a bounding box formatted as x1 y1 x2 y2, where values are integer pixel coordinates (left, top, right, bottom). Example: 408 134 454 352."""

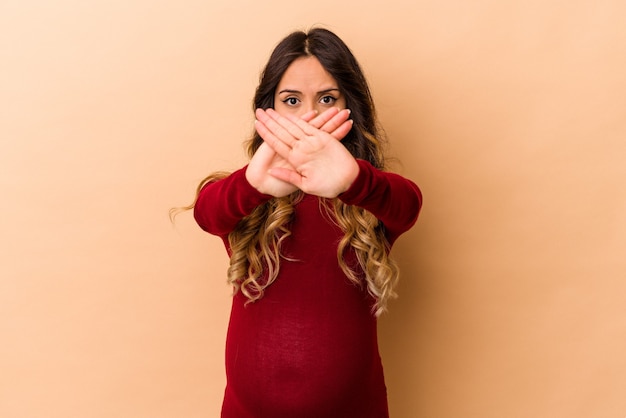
222 298 383 417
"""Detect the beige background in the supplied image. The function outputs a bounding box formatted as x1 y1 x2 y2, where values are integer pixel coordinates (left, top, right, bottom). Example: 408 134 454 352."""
2 0 625 417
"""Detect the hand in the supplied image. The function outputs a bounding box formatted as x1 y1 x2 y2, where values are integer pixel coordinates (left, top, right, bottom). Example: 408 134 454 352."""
246 108 355 197
254 108 359 198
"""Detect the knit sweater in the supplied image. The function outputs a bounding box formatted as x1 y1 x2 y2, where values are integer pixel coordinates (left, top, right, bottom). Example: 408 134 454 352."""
194 159 422 418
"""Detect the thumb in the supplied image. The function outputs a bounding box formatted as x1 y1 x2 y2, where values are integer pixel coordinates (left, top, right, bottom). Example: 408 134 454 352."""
267 167 303 188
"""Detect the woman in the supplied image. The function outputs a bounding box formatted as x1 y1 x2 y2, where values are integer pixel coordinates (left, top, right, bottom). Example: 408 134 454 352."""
186 28 422 417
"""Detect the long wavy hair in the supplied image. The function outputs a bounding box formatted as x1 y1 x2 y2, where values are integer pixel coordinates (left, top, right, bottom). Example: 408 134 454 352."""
178 28 399 316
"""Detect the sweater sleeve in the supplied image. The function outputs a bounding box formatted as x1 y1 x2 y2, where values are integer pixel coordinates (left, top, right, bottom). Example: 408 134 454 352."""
338 159 422 244
193 165 273 238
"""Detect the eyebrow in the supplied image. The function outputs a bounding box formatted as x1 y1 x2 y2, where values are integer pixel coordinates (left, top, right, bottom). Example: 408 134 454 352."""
278 88 341 95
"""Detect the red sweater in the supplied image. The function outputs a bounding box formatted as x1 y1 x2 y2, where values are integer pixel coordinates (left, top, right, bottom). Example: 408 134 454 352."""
194 160 422 418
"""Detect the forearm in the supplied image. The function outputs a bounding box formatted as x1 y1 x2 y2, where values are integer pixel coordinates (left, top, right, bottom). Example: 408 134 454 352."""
194 166 273 237
339 159 422 242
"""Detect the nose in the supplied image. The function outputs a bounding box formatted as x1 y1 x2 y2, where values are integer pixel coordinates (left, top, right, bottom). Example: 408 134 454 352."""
298 102 315 116
297 100 316 118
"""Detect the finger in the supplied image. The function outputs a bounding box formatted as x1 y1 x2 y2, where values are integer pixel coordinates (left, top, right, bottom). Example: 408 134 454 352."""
300 110 318 123
300 108 352 139
268 166 304 189
307 107 340 129
254 119 293 159
263 108 308 142
281 109 341 138
256 108 302 147
319 109 352 139
330 119 354 141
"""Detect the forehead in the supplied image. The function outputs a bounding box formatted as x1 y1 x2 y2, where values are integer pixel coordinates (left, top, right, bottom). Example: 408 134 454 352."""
277 56 338 90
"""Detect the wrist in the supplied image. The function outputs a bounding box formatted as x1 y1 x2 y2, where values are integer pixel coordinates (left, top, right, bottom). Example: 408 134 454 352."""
340 158 360 195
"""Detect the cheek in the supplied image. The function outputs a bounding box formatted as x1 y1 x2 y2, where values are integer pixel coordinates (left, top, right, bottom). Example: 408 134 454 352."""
273 103 296 118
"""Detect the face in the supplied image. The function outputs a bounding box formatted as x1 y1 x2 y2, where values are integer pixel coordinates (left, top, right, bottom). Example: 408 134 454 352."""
274 56 346 118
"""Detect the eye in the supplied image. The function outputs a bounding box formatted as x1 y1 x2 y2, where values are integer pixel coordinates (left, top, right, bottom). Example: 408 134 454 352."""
282 97 300 106
319 95 337 105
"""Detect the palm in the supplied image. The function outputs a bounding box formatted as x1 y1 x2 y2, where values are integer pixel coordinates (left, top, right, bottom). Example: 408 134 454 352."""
279 130 357 197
